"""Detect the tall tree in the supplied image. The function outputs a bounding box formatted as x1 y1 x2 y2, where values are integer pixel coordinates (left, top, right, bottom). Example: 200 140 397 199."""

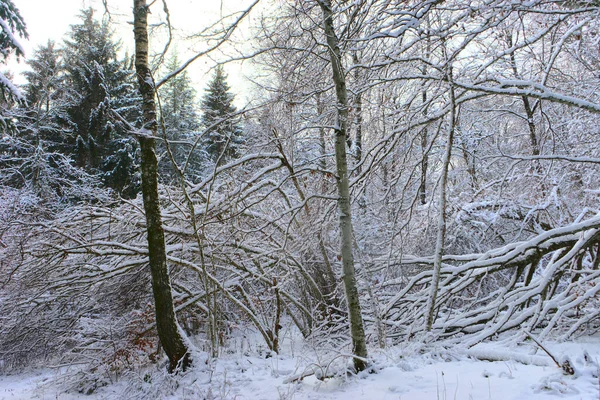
22 41 71 158
15 41 72 197
317 0 368 372
101 55 141 198
23 41 61 109
158 54 202 181
133 0 192 372
62 8 140 196
200 66 243 165
1 34 107 207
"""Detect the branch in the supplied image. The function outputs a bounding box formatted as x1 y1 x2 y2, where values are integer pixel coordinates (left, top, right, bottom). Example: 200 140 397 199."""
155 0 260 89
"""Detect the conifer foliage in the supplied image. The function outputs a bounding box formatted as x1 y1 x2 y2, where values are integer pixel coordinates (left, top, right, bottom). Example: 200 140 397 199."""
6 41 97 202
200 66 243 164
23 41 61 109
0 0 27 102
0 8 140 201
158 55 202 181
62 9 140 197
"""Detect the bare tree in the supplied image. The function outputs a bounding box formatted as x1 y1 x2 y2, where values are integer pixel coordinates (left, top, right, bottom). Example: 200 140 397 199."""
425 67 456 331
317 0 368 372
132 0 192 371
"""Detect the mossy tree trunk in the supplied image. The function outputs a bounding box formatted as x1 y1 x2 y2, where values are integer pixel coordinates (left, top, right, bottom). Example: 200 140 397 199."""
317 0 368 373
133 0 191 372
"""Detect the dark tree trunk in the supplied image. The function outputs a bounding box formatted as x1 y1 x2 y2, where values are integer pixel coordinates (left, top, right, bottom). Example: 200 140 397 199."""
318 0 368 373
133 0 191 372
352 52 363 172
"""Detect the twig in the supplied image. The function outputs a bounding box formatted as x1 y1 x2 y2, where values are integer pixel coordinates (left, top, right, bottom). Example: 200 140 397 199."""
523 330 561 368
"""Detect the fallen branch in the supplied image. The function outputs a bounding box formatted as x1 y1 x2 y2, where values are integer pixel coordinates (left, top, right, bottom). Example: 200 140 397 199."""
466 348 552 367
523 330 560 368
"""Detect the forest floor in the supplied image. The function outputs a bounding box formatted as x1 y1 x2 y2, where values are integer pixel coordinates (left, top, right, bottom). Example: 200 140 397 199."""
1 332 599 399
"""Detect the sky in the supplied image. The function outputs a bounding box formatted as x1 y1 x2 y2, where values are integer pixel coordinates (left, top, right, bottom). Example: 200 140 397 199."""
7 0 259 104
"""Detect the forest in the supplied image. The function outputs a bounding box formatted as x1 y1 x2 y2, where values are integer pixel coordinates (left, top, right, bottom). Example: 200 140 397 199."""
0 0 599 398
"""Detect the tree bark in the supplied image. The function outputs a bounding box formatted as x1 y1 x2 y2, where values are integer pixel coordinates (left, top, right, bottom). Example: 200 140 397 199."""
507 34 540 156
419 118 429 205
133 0 191 372
317 0 368 373
352 52 363 172
425 70 456 332
418 24 431 205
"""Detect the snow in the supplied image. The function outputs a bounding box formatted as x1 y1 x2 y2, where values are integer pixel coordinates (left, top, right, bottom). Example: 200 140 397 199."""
0 71 24 101
0 370 87 400
455 79 600 114
1 335 598 399
0 14 25 57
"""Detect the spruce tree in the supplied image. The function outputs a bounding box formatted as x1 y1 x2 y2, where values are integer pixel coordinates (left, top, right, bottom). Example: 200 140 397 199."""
200 66 243 164
24 41 61 108
158 54 202 181
22 40 69 153
18 41 71 196
0 0 27 136
1 40 104 205
101 55 142 198
61 8 140 197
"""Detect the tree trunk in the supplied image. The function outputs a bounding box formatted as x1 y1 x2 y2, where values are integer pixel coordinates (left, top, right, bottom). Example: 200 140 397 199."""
317 0 368 373
425 70 456 332
507 35 540 156
419 122 429 205
418 25 431 205
133 0 192 372
352 52 363 172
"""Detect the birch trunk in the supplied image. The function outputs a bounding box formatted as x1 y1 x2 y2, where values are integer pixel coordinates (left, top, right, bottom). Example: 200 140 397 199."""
317 0 368 372
133 0 191 371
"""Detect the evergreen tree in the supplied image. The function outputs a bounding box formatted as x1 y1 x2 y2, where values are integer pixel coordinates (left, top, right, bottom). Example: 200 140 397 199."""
61 9 140 197
0 40 105 205
158 54 202 181
100 55 142 198
22 40 68 151
24 41 61 107
62 9 114 169
200 66 243 164
17 41 71 195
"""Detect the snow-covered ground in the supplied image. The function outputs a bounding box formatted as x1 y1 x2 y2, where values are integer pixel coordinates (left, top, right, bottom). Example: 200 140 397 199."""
1 336 599 399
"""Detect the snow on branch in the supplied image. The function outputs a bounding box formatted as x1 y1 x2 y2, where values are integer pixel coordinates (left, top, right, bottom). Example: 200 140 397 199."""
383 216 600 344
453 79 600 114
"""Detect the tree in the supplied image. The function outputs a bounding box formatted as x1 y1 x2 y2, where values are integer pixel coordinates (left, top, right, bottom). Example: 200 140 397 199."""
317 0 368 373
5 0 600 385
0 0 26 139
132 0 193 372
0 10 102 206
11 41 102 203
101 56 141 198
62 8 140 197
200 66 243 165
22 41 70 163
158 54 202 181
5 41 65 190
23 41 61 109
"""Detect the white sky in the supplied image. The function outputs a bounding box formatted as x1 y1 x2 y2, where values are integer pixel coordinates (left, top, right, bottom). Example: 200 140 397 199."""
8 0 259 104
